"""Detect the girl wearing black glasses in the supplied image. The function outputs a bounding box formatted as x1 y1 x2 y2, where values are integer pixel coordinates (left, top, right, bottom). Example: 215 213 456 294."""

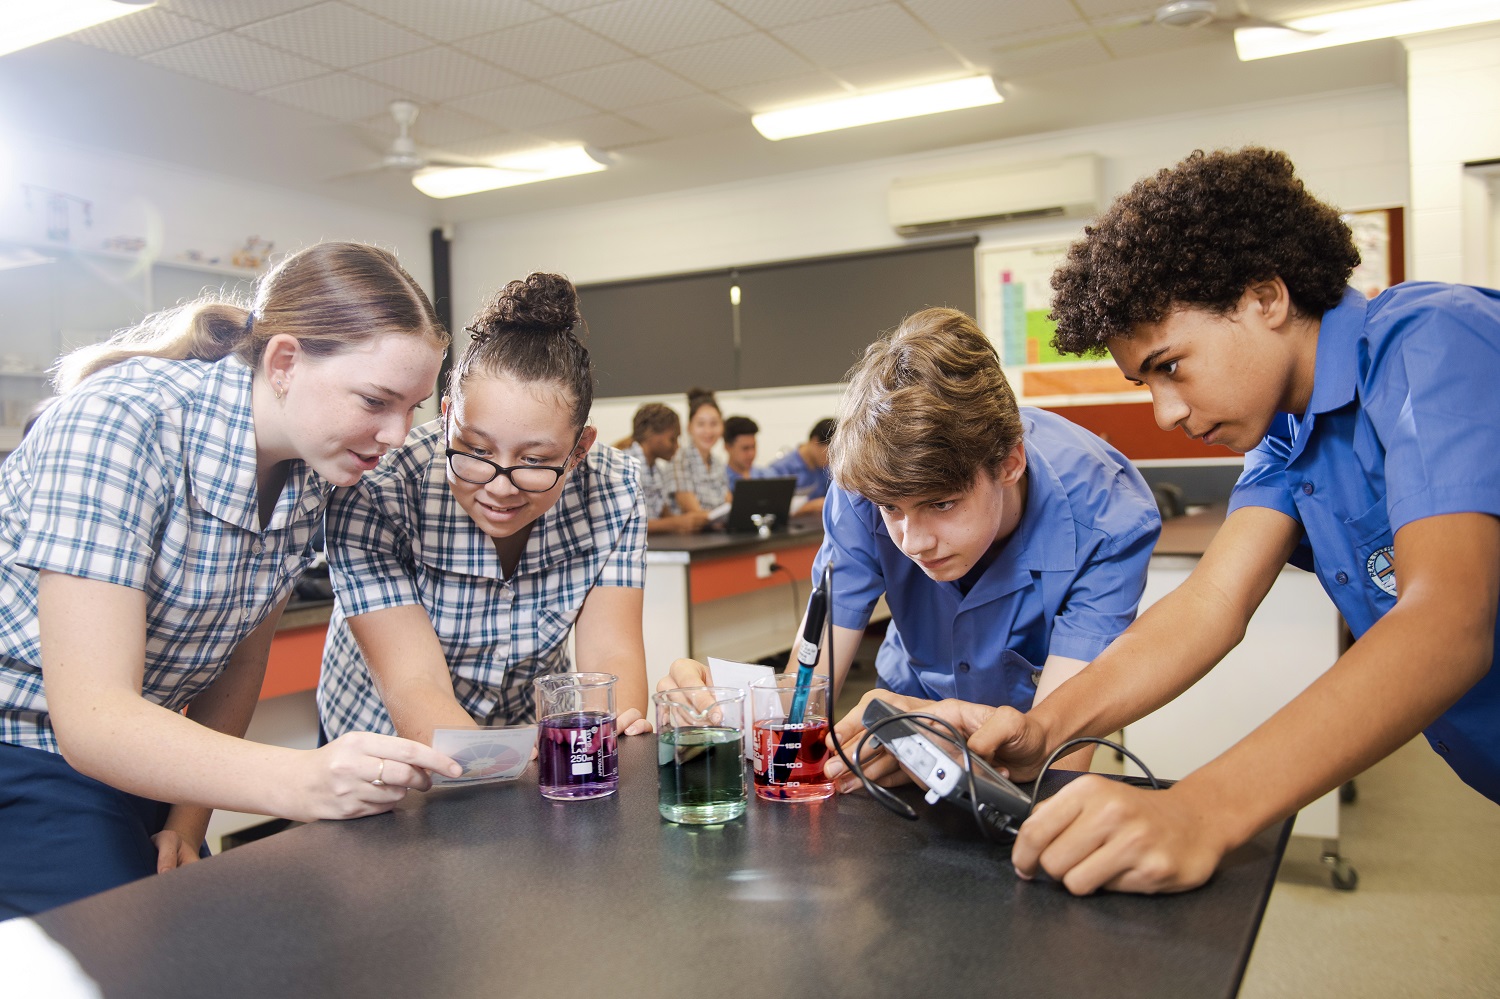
318 273 652 743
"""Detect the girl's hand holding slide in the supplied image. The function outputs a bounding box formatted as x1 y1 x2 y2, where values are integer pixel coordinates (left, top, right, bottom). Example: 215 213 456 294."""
282 732 462 821
656 658 713 692
151 830 203 873
1010 775 1226 895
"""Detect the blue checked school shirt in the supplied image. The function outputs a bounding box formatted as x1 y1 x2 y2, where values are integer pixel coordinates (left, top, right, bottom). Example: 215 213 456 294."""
671 445 729 509
318 422 647 737
0 356 329 753
815 408 1160 710
1230 283 1500 804
624 441 677 516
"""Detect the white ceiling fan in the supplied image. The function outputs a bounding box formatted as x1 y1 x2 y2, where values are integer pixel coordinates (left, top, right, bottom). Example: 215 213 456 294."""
335 99 537 180
994 1 1303 58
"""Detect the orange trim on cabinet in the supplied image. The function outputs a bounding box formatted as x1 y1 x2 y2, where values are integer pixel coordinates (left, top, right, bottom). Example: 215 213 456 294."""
689 544 820 604
260 624 327 700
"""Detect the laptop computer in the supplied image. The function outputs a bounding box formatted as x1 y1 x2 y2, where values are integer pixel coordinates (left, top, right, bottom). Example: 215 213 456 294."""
717 475 798 534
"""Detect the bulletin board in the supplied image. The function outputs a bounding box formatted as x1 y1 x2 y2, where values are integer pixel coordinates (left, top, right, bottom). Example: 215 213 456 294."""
1344 207 1405 298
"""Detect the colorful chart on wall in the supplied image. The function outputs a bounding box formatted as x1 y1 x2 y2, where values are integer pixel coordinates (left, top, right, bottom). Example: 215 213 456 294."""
978 242 1073 367
976 241 1144 403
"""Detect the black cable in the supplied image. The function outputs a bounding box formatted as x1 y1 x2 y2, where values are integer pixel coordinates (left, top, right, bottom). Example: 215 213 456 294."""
768 562 800 632
1026 737 1162 815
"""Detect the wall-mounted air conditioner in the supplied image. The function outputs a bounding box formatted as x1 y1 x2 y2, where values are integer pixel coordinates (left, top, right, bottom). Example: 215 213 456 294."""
888 154 1102 235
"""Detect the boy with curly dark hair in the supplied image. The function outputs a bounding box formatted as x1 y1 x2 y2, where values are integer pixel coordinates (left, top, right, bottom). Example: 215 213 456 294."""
904 147 1500 896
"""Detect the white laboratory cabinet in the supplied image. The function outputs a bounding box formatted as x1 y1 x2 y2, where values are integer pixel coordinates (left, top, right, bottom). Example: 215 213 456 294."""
1123 554 1355 886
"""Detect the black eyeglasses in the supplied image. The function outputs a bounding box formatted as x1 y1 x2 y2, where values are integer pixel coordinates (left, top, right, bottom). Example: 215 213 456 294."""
445 428 584 492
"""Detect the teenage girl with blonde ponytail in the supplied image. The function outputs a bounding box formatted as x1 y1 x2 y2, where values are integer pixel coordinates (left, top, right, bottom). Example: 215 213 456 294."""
0 241 463 919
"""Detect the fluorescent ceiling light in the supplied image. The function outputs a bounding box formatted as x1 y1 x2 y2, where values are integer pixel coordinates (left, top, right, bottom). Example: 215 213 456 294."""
752 75 1003 141
0 0 156 58
1235 0 1500 60
411 145 609 199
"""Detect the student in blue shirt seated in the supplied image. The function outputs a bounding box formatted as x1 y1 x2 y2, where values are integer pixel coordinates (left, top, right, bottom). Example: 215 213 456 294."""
0 242 462 919
907 146 1500 896
624 403 709 534
319 273 652 745
722 415 761 490
662 308 1161 772
765 417 835 518
670 388 731 514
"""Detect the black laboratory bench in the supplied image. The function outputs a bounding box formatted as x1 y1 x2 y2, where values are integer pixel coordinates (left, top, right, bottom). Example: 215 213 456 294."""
34 736 1290 999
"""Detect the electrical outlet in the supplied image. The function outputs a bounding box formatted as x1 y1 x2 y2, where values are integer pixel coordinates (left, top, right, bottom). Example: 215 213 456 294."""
755 554 776 579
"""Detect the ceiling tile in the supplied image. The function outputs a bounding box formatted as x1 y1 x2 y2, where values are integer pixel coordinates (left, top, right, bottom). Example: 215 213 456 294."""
258 72 407 121
359 105 502 146
66 7 218 57
569 0 753 54
831 49 970 90
1100 23 1221 60
1070 0 1166 19
529 113 659 147
456 19 632 77
773 5 941 69
530 0 615 10
718 0 881 30
356 47 519 101
654 32 813 90
719 73 851 112
903 0 1087 42
157 0 315 29
449 83 599 129
238 2 430 69
618 95 747 136
988 35 1113 78
143 32 331 93
342 0 549 42
547 61 701 109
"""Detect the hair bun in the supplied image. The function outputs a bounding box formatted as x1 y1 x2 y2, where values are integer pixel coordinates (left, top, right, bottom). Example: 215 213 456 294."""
489 272 581 336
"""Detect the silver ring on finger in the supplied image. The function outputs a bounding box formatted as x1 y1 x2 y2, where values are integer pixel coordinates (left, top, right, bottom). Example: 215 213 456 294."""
371 758 386 787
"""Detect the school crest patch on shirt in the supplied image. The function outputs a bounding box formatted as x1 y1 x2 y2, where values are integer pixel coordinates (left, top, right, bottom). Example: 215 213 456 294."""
1366 546 1397 596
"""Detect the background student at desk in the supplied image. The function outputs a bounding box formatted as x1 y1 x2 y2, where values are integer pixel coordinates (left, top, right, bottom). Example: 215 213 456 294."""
722 415 762 490
670 387 731 514
622 402 709 534
764 417 835 518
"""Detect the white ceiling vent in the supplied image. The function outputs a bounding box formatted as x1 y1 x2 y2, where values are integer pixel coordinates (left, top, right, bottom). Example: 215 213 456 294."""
889 154 1102 235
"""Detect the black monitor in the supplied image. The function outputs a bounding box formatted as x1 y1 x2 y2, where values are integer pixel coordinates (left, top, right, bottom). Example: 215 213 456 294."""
723 476 797 534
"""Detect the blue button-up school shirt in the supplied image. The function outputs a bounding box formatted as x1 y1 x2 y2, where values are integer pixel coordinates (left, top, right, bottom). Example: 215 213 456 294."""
765 448 832 499
814 408 1160 710
1230 283 1500 803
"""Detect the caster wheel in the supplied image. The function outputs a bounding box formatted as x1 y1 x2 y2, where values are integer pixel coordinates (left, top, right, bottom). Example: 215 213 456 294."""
1339 780 1357 804
1329 861 1359 891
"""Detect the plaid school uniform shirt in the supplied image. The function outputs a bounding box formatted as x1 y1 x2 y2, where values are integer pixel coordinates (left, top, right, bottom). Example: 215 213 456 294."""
624 442 677 516
318 422 646 737
0 356 330 753
671 445 729 509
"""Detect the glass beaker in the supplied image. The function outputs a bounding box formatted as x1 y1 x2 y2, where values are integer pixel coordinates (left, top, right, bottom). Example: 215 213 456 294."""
534 672 619 800
654 686 748 824
750 674 834 801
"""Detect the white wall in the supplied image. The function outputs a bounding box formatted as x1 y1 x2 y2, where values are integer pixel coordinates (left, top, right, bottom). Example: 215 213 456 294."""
0 131 435 295
1403 24 1500 281
453 85 1410 455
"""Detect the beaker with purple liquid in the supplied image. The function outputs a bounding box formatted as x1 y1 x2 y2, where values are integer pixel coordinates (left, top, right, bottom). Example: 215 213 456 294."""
534 672 619 800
